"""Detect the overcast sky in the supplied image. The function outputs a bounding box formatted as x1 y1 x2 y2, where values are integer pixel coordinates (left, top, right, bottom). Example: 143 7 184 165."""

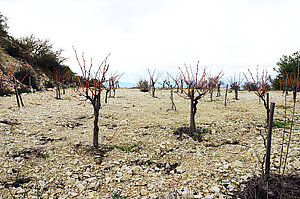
2 0 300 83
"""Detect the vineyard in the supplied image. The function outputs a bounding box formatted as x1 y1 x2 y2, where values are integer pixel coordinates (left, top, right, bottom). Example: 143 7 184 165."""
0 88 299 198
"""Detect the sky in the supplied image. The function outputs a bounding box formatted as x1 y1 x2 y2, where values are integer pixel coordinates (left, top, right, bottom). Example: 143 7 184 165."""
1 0 300 84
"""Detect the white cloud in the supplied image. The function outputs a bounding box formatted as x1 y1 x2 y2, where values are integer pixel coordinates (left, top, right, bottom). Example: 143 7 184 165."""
2 0 300 83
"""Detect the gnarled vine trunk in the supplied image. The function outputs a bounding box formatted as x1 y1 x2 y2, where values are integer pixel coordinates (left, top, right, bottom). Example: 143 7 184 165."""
234 88 239 100
92 93 101 148
13 77 24 107
189 89 198 135
93 108 99 148
56 83 61 99
151 80 155 97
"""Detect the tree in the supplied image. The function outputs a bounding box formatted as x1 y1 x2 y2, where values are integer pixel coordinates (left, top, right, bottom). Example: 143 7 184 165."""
273 51 300 90
282 72 300 102
208 77 217 102
147 68 162 97
52 67 71 99
161 78 168 89
170 62 222 135
244 67 271 125
0 12 8 36
164 76 176 111
104 72 122 103
110 72 123 98
74 48 110 149
216 80 223 97
229 73 243 100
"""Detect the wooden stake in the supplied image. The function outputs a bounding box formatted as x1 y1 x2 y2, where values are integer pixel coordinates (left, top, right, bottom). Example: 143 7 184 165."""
19 92 24 107
265 102 275 178
170 87 176 111
224 85 228 107
266 93 270 126
29 76 33 92
13 77 20 107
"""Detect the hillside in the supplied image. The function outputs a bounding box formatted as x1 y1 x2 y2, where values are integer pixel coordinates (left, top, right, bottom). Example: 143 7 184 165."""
0 19 72 95
0 35 53 91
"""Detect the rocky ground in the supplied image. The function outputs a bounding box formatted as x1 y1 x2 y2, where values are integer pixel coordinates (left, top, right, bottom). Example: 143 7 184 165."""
0 88 299 198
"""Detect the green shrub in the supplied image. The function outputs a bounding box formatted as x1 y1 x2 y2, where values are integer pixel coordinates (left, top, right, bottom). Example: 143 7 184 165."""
137 80 149 92
114 143 142 153
273 121 292 128
276 104 292 109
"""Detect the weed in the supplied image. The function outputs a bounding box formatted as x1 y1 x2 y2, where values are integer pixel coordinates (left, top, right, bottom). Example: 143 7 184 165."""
63 97 71 100
276 105 292 109
114 142 142 153
273 121 292 128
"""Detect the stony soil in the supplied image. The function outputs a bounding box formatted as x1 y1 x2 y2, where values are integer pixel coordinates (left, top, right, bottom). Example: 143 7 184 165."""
0 89 299 198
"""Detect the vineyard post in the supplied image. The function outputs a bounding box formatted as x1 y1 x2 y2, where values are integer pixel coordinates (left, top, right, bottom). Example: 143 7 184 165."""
13 77 21 107
265 102 275 178
224 84 228 107
170 85 176 111
266 93 270 125
29 75 33 92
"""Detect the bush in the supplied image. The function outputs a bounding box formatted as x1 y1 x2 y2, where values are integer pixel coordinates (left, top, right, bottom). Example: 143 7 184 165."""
137 80 149 92
44 80 55 88
5 43 21 57
0 86 14 96
17 34 66 72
